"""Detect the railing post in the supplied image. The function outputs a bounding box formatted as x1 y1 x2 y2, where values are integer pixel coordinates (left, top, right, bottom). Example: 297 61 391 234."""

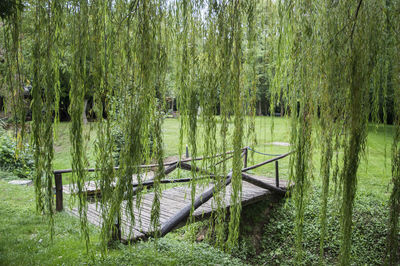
275 161 279 187
243 147 248 168
55 173 63 212
186 144 189 158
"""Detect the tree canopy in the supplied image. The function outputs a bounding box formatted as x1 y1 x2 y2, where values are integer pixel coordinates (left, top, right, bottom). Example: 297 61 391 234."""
1 0 399 264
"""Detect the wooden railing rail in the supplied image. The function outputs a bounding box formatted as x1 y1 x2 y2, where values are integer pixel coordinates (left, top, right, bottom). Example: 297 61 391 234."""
53 147 293 213
53 148 245 175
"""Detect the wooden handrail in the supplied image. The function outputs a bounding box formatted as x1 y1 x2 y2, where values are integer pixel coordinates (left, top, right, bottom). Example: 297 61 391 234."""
241 151 294 172
54 148 293 213
53 148 243 175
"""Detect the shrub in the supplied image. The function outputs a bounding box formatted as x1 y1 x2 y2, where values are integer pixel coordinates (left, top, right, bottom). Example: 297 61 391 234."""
110 124 124 166
239 188 390 265
111 122 154 167
0 127 34 178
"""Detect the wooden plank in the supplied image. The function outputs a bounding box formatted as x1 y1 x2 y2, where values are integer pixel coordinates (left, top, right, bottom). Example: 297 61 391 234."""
66 174 290 241
159 172 233 237
130 198 172 222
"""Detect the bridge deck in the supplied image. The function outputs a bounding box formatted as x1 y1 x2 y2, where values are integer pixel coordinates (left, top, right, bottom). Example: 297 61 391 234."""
67 175 288 241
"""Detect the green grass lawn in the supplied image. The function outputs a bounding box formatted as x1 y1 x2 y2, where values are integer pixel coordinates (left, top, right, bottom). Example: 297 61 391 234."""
0 179 245 265
51 116 393 199
0 116 395 265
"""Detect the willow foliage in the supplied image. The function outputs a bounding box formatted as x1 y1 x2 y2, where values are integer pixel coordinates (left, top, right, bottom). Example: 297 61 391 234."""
27 0 63 240
273 1 316 262
174 0 256 251
90 0 116 253
387 0 400 263
1 0 25 141
275 0 394 264
200 0 230 249
70 0 89 250
4 0 400 262
177 0 200 229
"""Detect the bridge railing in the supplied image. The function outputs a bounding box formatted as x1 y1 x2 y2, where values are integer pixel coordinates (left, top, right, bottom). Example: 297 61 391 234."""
53 146 293 212
243 148 293 187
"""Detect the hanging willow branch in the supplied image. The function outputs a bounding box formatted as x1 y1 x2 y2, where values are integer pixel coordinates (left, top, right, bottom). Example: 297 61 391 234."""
226 0 244 252
6 0 397 261
29 0 63 240
386 1 400 262
91 0 116 254
70 0 90 252
215 0 233 249
274 0 389 264
2 0 25 143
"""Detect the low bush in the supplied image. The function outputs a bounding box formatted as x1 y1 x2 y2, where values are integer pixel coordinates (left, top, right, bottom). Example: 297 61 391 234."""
238 188 389 265
0 128 34 178
111 122 154 167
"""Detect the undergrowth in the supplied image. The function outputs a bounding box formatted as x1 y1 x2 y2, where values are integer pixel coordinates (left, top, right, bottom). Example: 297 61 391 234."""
0 128 34 178
237 188 389 265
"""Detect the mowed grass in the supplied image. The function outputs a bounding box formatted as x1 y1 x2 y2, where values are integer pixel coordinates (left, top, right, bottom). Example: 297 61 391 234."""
51 116 393 199
0 117 394 265
0 180 97 265
0 179 245 266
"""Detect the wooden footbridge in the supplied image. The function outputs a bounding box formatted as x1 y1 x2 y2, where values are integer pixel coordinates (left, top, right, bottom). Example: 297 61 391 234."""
53 147 293 242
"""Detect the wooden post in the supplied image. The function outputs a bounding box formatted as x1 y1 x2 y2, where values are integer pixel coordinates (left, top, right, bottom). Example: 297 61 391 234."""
243 147 248 168
275 160 279 187
185 144 189 158
55 173 63 212
112 213 121 242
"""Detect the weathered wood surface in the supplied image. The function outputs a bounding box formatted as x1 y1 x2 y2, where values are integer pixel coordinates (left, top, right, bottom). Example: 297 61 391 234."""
67 175 289 241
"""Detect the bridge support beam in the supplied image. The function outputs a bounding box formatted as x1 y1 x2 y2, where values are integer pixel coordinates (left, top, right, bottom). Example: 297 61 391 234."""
241 172 286 196
159 172 233 237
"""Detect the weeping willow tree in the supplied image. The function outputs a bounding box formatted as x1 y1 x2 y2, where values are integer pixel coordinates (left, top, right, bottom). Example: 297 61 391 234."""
272 1 316 262
28 0 63 241
274 0 395 264
4 0 400 262
225 0 245 252
197 0 229 249
1 0 62 239
1 0 254 252
1 0 25 142
103 0 170 246
176 0 200 232
69 0 91 251
90 0 116 254
173 0 251 251
386 0 400 263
